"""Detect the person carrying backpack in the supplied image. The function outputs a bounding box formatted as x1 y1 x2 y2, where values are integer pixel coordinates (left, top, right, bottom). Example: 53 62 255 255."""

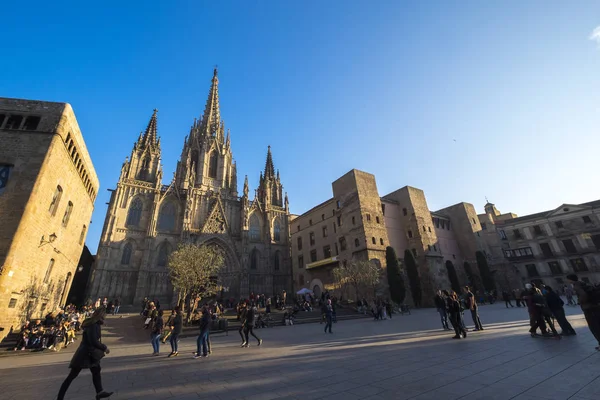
567 274 600 350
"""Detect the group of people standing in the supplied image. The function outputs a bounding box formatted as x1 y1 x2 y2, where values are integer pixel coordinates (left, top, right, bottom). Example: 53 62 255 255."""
434 286 484 339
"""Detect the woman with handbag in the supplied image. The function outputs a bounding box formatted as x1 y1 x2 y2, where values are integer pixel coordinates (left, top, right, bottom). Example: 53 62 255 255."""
56 307 112 400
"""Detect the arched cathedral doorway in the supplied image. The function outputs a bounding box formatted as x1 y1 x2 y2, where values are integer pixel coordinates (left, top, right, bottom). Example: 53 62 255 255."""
195 235 242 299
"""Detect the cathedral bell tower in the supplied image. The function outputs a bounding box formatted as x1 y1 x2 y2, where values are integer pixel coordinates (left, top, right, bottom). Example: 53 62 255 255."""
257 146 283 208
175 68 237 196
120 109 163 186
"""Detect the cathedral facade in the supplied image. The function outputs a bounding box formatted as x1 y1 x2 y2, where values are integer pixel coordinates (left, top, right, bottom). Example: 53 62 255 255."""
89 70 292 306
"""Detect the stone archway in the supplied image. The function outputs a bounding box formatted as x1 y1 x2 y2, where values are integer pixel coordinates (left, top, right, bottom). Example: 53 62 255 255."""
195 235 242 298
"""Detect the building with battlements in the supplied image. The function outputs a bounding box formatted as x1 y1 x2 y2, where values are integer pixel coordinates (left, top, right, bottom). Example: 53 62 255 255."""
0 98 98 341
89 70 292 306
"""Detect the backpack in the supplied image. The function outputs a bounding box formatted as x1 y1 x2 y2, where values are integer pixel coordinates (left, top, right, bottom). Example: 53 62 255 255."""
581 282 600 306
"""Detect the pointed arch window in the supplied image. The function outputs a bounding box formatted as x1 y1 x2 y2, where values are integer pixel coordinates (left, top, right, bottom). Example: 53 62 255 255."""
158 202 176 231
249 214 260 241
208 151 218 178
121 243 133 265
273 219 281 242
274 251 281 271
126 198 143 227
62 201 73 227
49 185 63 216
157 242 172 268
251 248 259 270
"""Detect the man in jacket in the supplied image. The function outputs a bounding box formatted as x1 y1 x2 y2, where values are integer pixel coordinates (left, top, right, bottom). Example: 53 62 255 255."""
463 286 484 331
567 274 600 350
544 286 575 336
168 307 183 357
434 290 450 330
243 303 262 347
194 307 211 358
324 299 333 334
239 302 248 347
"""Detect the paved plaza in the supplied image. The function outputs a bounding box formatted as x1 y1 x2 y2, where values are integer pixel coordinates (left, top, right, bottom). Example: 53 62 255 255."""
1 304 599 400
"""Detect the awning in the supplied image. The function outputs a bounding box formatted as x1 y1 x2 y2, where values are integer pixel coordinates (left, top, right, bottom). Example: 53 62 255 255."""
306 256 339 270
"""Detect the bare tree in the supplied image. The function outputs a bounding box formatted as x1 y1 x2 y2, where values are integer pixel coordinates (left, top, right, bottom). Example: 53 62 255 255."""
168 243 225 323
333 259 381 301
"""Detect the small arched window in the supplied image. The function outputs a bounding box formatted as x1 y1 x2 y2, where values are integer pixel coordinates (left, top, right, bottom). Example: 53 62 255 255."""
273 219 281 242
49 185 63 216
380 238 384 245
158 202 176 231
274 251 281 271
157 242 172 267
208 151 218 178
43 259 55 283
372 237 376 244
62 201 73 227
79 225 87 245
121 243 133 265
126 198 143 227
251 248 259 270
249 214 260 241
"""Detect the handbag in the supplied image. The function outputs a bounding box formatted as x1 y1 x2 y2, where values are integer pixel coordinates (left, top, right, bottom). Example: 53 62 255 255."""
89 347 105 362
144 317 152 325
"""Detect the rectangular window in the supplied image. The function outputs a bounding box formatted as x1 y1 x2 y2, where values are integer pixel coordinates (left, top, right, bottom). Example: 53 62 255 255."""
43 259 55 283
309 219 312 226
525 264 539 278
555 221 564 229
403 208 407 216
533 225 543 235
513 229 522 239
339 237 347 251
337 216 341 227
376 216 380 224
322 226 328 238
323 245 331 258
298 255 304 269
0 163 13 194
583 216 592 224
8 298 17 308
297 225 300 232
539 243 554 258
334 242 339 255
297 237 302 251
499 230 507 240
408 230 413 238
79 225 87 245
352 216 355 225
321 214 325 221
309 232 315 246
310 249 317 263
592 234 600 250
366 214 371 222
481 222 487 230
548 261 561 275
5 115 23 129
412 248 417 257
562 239 577 254
570 258 588 272
22 116 41 130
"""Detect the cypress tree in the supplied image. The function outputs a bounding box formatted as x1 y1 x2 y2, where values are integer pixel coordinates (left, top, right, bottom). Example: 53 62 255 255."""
476 251 495 292
445 260 461 294
404 249 421 307
385 246 406 304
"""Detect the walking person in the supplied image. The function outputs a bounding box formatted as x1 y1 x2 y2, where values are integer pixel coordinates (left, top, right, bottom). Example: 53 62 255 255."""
56 307 113 400
514 289 523 307
238 302 248 347
463 286 484 331
544 286 576 336
446 291 467 339
502 291 514 308
194 307 211 358
151 310 163 355
567 274 600 350
434 290 450 330
168 307 183 357
324 299 333 334
565 285 576 306
243 303 263 347
112 298 120 315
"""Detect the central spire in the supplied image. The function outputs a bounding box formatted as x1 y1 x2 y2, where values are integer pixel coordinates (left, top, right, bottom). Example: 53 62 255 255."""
200 68 221 136
141 109 159 148
264 145 275 179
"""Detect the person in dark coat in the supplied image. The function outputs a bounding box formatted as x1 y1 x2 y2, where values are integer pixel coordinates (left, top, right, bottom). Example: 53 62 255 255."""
243 304 262 346
168 307 183 357
545 286 576 336
446 290 467 339
194 307 211 358
56 307 112 400
324 299 333 334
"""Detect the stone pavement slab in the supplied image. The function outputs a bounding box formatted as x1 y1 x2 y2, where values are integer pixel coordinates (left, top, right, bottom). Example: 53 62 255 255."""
1 304 599 400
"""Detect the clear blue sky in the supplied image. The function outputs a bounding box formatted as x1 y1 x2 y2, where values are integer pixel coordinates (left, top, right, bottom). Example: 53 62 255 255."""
2 1 600 252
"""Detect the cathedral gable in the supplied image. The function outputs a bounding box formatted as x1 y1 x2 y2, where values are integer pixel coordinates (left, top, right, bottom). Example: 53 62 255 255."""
202 197 229 234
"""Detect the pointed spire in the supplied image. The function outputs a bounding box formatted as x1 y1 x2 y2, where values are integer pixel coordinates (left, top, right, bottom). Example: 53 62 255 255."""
264 146 275 179
200 68 220 136
243 175 249 197
225 129 231 148
142 109 159 148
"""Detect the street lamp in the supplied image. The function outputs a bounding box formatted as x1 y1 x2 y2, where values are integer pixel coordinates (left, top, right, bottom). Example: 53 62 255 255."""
40 233 58 246
77 265 84 272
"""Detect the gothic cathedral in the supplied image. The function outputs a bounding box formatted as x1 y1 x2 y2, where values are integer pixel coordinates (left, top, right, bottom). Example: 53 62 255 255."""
89 69 292 305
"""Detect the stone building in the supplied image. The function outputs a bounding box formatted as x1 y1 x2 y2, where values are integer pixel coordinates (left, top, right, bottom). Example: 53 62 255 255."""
89 69 292 306
497 201 600 288
0 98 98 341
291 169 518 306
290 170 389 298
